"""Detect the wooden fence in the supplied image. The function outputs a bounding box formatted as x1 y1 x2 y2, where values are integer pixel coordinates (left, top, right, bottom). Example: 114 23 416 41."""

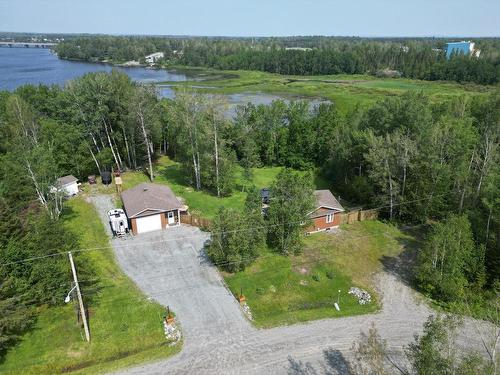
339 209 378 225
180 213 212 229
181 208 378 230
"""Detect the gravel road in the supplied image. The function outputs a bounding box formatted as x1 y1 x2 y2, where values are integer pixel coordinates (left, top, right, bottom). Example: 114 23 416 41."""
90 194 496 375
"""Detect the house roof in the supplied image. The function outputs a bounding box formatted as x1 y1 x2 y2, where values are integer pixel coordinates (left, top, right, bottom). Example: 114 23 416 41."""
56 175 78 187
314 190 344 212
121 183 183 218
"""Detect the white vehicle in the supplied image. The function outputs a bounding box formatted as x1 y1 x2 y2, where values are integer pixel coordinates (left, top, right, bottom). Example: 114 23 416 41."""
108 209 129 236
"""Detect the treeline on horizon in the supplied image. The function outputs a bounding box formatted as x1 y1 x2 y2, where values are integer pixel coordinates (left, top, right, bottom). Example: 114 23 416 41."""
53 35 500 84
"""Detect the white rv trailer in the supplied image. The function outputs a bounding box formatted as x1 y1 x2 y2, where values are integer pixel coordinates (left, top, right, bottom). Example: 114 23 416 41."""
107 209 129 236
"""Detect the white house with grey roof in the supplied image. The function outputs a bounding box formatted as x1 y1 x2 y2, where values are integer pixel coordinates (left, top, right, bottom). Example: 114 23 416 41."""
52 175 79 197
121 183 185 234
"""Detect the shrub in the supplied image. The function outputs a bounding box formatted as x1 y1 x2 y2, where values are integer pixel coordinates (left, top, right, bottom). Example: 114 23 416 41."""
312 274 321 282
326 271 334 279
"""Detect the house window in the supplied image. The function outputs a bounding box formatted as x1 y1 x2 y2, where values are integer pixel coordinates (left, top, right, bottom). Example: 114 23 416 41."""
326 213 333 223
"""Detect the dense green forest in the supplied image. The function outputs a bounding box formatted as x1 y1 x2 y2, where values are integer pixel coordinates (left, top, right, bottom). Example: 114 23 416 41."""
54 36 500 84
0 71 498 355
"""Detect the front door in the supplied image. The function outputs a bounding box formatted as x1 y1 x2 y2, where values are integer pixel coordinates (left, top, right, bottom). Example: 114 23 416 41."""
167 211 175 225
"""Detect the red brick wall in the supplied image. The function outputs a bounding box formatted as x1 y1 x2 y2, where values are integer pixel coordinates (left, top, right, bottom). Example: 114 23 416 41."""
131 218 137 235
308 213 341 232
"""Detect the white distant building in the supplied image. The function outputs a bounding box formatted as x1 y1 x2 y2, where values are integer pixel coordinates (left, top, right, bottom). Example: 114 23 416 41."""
145 52 165 64
446 41 481 59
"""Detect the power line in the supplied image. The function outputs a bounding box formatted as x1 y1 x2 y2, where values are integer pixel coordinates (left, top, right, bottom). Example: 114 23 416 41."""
75 235 394 312
75 229 397 285
0 192 441 268
16 228 403 309
5 225 397 300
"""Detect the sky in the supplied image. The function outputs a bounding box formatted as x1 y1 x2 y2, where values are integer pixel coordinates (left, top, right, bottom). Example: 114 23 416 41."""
0 0 499 37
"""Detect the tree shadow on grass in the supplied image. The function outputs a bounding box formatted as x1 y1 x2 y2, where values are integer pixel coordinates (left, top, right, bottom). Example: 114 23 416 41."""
380 226 423 286
158 163 190 188
287 348 352 375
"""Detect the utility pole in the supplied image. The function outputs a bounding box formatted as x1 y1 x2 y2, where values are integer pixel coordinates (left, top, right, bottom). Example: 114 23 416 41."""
68 251 90 342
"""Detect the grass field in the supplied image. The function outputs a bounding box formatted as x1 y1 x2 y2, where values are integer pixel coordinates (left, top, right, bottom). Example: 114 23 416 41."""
224 220 410 327
0 198 180 375
116 156 308 219
162 68 493 114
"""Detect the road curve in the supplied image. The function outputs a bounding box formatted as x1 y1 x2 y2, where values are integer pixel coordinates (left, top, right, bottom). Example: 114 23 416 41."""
90 195 494 375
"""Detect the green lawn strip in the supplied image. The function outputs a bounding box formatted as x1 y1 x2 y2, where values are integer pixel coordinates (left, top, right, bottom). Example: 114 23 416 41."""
223 220 410 328
0 198 179 374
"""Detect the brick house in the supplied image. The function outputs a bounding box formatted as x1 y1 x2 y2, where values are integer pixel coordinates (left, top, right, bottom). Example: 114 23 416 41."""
307 190 345 233
121 183 185 235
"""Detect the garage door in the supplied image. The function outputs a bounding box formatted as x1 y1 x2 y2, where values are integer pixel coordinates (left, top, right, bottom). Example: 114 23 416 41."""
135 214 162 234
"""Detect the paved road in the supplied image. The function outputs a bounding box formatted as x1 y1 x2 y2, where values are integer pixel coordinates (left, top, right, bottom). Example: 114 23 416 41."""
90 195 495 375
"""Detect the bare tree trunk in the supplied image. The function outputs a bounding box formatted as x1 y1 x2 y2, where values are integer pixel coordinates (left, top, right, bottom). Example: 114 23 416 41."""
14 96 38 145
186 111 201 190
26 160 48 211
386 158 394 220
110 129 124 169
194 150 201 190
90 132 100 153
459 152 474 212
103 119 120 170
99 134 106 151
122 127 132 168
138 111 154 181
213 120 220 197
476 134 493 197
486 204 493 244
88 145 101 172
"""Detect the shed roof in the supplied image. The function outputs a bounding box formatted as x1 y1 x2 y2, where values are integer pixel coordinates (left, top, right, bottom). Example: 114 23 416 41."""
314 190 344 212
56 175 78 187
121 183 183 218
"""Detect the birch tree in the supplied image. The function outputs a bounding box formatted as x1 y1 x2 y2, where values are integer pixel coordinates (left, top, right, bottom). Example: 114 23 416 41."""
128 85 160 181
169 91 207 190
365 132 400 219
416 215 484 302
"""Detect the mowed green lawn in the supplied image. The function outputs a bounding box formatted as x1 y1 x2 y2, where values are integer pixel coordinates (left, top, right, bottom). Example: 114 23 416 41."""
119 156 290 219
0 198 179 375
224 220 410 327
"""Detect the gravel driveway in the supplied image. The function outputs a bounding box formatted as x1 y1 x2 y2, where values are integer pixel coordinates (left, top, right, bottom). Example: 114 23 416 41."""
90 195 495 375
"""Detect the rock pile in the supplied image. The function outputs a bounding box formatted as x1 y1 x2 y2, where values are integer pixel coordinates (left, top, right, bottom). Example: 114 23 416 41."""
163 321 182 345
348 287 372 305
241 302 253 321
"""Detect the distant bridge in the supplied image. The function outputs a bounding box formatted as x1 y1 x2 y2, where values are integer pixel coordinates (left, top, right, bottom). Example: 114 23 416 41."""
0 42 57 48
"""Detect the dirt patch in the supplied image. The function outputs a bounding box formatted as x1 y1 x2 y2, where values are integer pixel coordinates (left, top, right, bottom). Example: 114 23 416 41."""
66 350 84 358
294 266 310 275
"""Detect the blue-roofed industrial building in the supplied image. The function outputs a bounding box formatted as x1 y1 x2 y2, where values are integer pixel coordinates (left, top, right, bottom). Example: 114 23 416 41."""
445 41 480 59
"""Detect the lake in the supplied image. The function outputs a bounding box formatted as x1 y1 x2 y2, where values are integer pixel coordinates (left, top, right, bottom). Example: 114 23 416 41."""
0 48 329 115
0 48 188 90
